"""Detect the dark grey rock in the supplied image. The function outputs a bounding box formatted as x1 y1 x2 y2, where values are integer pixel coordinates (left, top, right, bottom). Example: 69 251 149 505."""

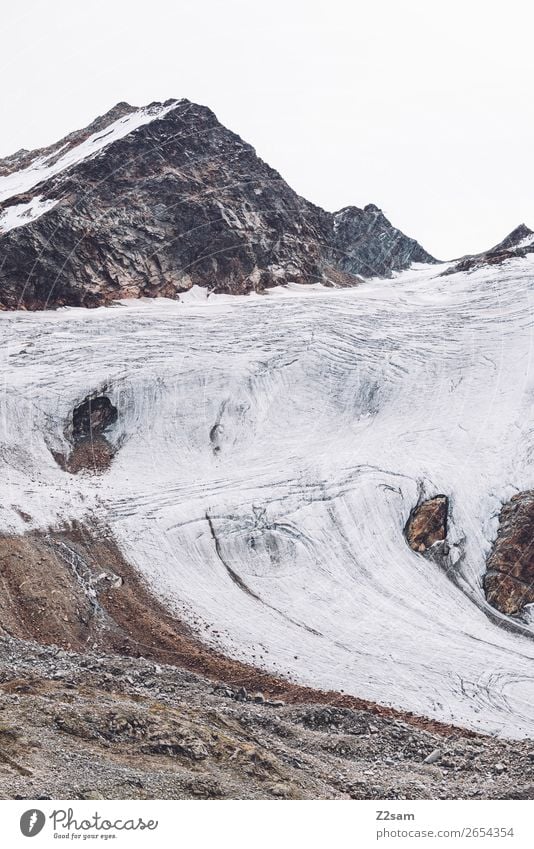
0 100 435 309
332 204 437 278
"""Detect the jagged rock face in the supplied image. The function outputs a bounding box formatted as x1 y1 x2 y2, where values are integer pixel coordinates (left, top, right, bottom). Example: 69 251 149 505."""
0 99 435 309
333 204 437 278
405 496 448 553
484 492 534 616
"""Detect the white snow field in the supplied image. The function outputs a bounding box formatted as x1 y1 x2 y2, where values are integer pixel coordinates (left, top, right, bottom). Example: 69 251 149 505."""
1 258 534 738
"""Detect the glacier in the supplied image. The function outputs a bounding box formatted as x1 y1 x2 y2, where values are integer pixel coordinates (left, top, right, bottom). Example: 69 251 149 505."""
1 257 534 739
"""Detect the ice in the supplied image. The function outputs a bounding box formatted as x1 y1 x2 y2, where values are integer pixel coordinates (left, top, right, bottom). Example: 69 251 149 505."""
0 257 533 737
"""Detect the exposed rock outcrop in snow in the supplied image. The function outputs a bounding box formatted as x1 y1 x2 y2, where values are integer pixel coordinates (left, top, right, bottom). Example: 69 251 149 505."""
484 492 534 615
405 495 448 553
52 394 118 474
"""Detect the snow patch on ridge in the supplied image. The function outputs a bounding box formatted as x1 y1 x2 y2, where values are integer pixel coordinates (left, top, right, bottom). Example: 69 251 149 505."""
516 232 534 250
0 100 181 205
0 195 59 233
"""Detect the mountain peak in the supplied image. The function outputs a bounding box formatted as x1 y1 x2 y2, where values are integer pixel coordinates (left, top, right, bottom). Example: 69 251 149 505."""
489 223 533 254
0 100 436 308
442 221 534 276
363 203 382 215
333 204 437 277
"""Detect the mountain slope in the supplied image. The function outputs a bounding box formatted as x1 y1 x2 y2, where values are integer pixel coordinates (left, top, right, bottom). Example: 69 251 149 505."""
3 637 532 800
0 99 435 309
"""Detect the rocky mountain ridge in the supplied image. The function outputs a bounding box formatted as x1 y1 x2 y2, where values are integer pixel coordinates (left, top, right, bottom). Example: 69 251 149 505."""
443 223 534 276
0 99 436 309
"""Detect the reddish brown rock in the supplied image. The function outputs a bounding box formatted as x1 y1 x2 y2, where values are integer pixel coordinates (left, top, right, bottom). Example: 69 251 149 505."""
53 436 114 474
484 492 534 615
53 394 117 474
405 495 448 553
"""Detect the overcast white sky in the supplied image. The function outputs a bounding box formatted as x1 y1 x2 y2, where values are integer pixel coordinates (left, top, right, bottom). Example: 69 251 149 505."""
1 0 533 259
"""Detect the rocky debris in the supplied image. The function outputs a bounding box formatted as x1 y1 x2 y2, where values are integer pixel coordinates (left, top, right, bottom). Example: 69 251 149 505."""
423 748 442 765
442 223 534 276
292 706 367 735
0 523 489 739
484 491 534 615
0 636 531 800
53 438 114 475
0 533 97 648
56 706 209 760
405 495 449 553
53 394 117 474
0 99 435 310
213 685 277 707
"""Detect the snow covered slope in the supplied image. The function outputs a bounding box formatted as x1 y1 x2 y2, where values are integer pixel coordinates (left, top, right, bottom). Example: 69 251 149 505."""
1 256 534 738
0 100 180 204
